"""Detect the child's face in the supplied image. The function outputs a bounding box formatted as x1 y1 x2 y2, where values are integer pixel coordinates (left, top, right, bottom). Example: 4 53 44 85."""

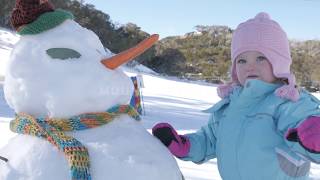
235 51 277 86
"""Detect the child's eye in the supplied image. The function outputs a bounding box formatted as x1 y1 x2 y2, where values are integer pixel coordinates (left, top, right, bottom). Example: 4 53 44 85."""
257 56 267 62
237 59 246 64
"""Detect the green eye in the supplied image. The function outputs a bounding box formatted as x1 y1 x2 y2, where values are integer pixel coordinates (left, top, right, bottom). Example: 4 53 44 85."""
46 48 81 60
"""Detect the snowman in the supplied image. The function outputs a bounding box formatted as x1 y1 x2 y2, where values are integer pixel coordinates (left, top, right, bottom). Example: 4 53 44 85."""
0 0 182 179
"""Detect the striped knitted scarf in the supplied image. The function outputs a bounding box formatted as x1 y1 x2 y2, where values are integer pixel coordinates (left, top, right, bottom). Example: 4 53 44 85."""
10 105 140 180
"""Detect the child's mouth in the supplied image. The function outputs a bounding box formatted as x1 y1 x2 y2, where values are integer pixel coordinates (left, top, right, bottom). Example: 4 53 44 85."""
247 75 259 79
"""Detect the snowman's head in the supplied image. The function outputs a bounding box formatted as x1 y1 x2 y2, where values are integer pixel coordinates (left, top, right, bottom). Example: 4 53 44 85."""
5 0 158 118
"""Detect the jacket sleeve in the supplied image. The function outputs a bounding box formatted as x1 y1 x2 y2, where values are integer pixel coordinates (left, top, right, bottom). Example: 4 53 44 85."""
180 99 229 163
276 90 320 163
180 114 217 164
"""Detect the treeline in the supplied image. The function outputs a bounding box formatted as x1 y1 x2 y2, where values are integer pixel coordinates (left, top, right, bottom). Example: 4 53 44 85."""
150 25 232 83
1 0 319 91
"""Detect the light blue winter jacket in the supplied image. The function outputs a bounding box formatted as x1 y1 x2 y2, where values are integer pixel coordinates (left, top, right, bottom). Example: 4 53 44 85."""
182 79 320 180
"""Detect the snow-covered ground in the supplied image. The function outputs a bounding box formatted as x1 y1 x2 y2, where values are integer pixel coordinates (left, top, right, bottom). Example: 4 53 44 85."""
0 28 320 180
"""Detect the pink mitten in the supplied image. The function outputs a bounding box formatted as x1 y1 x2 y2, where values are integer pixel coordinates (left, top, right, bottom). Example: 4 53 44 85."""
152 123 190 157
286 116 320 153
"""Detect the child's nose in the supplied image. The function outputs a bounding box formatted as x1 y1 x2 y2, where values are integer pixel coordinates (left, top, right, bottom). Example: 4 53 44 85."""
247 62 256 71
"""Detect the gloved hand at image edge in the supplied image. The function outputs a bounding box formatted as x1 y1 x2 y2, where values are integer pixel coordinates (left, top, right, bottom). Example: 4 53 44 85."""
286 116 320 153
152 123 190 158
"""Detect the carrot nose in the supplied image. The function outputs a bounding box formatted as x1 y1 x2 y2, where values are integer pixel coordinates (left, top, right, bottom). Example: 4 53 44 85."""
101 34 159 69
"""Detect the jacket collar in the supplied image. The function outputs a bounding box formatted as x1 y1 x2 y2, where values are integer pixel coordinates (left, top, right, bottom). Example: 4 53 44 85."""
230 79 282 101
203 80 282 113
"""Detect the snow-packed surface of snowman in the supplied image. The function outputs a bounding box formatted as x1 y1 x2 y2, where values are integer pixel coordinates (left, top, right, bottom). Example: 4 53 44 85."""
0 2 182 180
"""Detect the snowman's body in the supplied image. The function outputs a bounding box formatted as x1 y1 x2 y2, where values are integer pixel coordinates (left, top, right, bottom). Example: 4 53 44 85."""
0 19 182 180
0 115 182 180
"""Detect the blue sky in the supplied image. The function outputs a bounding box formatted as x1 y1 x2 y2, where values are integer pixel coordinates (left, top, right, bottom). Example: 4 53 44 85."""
84 0 319 40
